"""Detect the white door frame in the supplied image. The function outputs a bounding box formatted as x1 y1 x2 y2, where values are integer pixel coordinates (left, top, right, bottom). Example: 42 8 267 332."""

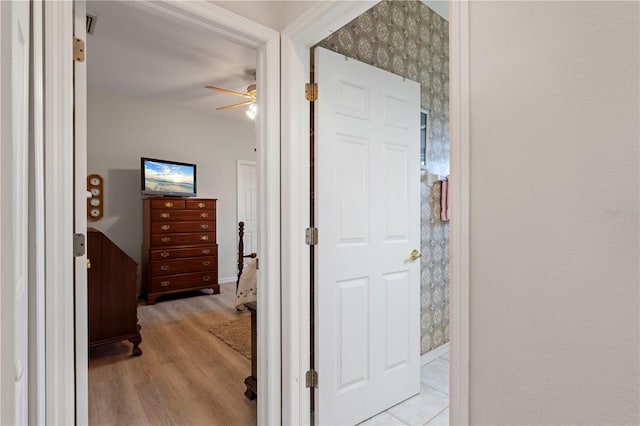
280 1 470 424
42 2 281 425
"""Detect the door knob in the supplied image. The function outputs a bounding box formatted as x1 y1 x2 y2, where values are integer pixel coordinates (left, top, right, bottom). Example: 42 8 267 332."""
409 249 422 261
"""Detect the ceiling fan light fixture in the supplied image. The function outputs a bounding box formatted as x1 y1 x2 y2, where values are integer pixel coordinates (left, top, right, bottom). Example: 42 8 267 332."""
246 103 257 120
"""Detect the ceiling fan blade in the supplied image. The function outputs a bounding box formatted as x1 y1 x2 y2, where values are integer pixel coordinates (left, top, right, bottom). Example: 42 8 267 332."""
216 100 255 111
205 85 254 99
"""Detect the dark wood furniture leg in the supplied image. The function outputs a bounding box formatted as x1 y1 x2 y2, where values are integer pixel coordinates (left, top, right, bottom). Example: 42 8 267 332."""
129 323 143 356
244 301 257 400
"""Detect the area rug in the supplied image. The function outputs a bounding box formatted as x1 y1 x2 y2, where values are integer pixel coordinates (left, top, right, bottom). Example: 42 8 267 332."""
208 315 251 359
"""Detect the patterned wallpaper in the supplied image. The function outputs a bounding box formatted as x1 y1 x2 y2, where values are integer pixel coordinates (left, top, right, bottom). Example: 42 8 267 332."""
317 0 450 354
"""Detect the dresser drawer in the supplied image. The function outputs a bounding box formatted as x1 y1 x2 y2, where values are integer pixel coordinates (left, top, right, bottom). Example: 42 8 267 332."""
151 210 215 221
186 199 216 210
150 199 185 209
151 271 217 292
150 245 217 260
151 232 215 246
151 256 216 276
151 221 215 234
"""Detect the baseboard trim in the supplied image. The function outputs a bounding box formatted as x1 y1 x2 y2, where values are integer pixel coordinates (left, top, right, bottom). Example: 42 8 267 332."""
421 342 450 366
219 277 237 285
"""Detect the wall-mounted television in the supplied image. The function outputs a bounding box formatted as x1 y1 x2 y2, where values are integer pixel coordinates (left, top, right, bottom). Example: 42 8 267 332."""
141 157 197 197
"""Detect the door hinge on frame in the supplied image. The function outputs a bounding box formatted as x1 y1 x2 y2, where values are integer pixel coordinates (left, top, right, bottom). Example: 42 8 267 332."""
73 37 85 62
73 233 86 257
305 369 318 388
305 82 318 102
305 227 318 245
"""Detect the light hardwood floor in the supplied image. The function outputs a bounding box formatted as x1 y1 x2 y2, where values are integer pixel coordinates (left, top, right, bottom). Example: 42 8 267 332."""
88 283 256 426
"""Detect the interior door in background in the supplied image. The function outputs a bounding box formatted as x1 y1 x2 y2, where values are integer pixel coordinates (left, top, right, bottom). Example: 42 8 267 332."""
237 160 258 257
315 46 421 425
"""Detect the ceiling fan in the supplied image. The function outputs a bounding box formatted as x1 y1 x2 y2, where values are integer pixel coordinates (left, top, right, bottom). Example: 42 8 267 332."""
204 83 257 111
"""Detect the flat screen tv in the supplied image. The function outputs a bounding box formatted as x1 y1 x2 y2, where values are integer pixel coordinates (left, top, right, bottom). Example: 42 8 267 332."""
141 157 197 197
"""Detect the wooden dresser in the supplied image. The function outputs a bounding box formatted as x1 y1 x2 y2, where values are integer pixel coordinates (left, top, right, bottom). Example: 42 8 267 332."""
141 197 219 304
87 228 142 356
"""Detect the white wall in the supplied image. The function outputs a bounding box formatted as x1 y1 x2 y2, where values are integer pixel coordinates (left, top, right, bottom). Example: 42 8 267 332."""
211 1 321 30
88 88 256 287
469 2 639 425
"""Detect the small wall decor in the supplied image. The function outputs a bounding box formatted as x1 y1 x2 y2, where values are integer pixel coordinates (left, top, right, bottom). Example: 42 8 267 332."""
87 174 104 221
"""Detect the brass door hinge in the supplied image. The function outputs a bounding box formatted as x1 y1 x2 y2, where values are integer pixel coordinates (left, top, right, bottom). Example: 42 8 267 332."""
305 83 318 102
305 227 318 245
305 369 318 388
73 37 85 62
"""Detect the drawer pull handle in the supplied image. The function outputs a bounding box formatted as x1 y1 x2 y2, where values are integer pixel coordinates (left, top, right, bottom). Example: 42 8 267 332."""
164 202 174 208
160 265 169 271
161 237 171 243
160 252 170 258
202 275 210 282
160 281 170 287
161 225 171 231
198 202 206 208
200 235 209 241
160 213 170 219
200 213 209 218
200 224 209 230
202 249 211 255
202 261 210 266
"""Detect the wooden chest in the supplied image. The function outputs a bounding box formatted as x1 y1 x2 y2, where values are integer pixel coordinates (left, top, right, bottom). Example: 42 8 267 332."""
141 197 219 304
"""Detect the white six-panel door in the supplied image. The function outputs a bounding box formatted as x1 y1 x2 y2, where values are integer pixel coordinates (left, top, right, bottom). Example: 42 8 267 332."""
237 160 258 257
315 47 421 425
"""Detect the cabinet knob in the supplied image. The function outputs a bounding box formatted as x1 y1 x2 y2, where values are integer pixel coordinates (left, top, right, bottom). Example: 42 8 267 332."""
202 249 210 255
164 202 174 208
160 281 170 287
198 202 205 208
202 261 210 266
200 224 209 230
161 237 171 243
200 235 209 241
161 225 170 231
200 213 209 218
202 275 210 282
160 213 170 219
160 265 169 271
160 252 170 258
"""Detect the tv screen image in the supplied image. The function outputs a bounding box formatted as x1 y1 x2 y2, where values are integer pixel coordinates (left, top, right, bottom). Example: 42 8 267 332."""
141 158 196 197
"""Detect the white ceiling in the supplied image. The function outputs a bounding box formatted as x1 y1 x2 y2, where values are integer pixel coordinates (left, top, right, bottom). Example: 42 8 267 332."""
87 1 257 122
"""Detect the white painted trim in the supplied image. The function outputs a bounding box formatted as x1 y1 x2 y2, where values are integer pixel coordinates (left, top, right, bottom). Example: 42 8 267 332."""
73 1 88 423
449 1 470 425
28 1 46 423
45 2 281 425
219 276 238 285
421 343 450 366
43 2 76 424
282 1 471 424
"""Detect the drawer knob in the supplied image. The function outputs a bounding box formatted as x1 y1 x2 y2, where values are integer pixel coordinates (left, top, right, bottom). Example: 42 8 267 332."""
160 281 170 287
164 202 174 208
202 249 210 255
198 202 205 208
200 224 209 230
160 265 169 271
161 237 171 243
160 213 170 219
202 275 210 282
160 252 170 258
200 213 208 218
161 225 170 231
200 235 209 241
202 261 210 266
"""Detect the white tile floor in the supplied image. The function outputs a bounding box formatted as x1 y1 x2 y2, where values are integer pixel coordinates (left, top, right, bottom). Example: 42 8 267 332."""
360 350 449 426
